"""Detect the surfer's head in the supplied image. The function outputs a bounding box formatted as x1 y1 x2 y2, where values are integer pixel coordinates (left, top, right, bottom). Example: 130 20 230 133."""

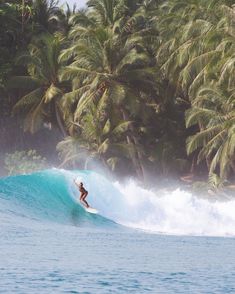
75 177 83 185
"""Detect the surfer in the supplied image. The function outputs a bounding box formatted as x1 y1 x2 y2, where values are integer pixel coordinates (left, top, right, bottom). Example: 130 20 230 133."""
74 180 90 208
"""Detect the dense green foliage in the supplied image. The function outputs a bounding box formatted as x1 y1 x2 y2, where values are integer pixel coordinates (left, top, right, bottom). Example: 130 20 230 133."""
1 0 235 186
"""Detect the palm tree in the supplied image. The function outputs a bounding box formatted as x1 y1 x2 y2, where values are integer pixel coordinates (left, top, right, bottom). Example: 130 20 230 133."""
56 2 78 35
9 34 68 135
186 85 235 181
59 0 191 180
32 0 61 33
155 0 235 182
60 12 159 179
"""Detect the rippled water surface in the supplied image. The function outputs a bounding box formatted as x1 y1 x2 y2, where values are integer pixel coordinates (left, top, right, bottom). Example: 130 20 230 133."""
1 169 235 293
1 223 235 293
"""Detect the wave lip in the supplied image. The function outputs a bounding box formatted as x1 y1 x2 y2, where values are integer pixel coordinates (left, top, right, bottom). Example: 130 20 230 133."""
1 169 235 237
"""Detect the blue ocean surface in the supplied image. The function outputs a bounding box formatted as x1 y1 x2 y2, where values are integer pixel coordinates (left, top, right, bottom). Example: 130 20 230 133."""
0 169 235 293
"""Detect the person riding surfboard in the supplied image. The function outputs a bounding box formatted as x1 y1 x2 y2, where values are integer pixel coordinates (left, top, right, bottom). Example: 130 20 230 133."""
74 180 90 208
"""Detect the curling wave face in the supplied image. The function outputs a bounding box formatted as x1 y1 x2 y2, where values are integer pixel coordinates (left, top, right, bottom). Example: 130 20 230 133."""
0 169 235 237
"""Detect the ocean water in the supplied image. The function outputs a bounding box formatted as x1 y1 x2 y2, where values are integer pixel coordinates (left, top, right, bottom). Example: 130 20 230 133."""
1 169 235 293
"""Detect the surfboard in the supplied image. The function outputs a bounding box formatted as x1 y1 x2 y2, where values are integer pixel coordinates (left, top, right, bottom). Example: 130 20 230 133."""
85 207 98 214
78 200 98 214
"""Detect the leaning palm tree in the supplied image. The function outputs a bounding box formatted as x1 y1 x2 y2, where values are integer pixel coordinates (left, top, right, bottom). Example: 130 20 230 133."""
60 21 159 179
9 33 68 135
186 85 235 181
59 0 165 180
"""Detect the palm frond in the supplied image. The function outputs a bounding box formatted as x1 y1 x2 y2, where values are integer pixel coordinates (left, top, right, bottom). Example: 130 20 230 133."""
44 84 62 103
186 125 223 155
13 88 44 114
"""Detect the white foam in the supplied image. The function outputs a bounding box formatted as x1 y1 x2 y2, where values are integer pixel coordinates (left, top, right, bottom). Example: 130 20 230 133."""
65 170 235 237
112 181 235 237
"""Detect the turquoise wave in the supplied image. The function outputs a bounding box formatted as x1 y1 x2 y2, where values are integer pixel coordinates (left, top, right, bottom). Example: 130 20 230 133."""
0 169 118 228
1 168 235 237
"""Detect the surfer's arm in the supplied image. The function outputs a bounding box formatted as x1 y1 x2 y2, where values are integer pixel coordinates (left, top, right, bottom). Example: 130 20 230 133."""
73 179 79 188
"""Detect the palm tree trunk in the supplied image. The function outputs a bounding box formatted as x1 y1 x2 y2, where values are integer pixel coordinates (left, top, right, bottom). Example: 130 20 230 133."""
120 107 145 182
125 133 143 178
55 103 67 137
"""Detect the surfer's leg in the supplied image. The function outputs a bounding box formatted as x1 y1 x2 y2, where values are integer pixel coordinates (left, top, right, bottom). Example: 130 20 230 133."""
82 199 89 208
79 193 84 201
81 192 89 208
80 192 86 201
80 193 85 204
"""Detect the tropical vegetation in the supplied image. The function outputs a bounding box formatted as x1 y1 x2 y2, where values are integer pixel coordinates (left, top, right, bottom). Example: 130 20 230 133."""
1 0 235 190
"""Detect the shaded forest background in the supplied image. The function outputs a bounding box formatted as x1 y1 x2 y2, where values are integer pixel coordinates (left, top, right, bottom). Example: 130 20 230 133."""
1 0 235 191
